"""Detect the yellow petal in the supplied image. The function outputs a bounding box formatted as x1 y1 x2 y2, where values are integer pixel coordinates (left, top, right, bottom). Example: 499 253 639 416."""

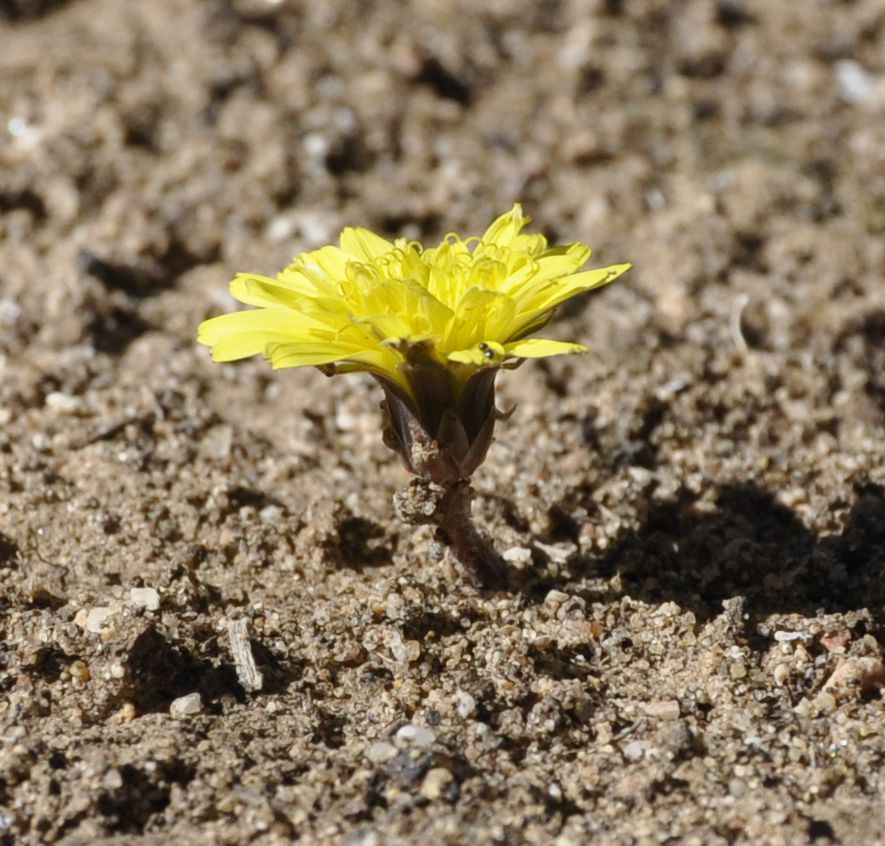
497 243 591 300
264 341 364 369
339 227 395 261
230 273 308 309
448 340 507 366
302 245 350 281
524 262 632 313
533 243 592 280
478 204 528 250
505 338 588 359
510 232 548 257
198 310 305 361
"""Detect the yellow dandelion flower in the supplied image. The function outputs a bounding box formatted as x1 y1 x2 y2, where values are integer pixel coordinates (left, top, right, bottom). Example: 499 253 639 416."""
198 204 630 483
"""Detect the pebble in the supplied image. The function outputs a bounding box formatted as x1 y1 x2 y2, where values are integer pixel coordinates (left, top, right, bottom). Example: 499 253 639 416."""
774 630 809 643
834 59 877 105
543 589 571 610
729 777 747 798
623 740 647 762
819 631 850 654
534 542 575 565
170 692 202 718
108 702 137 724
772 663 791 686
366 741 397 764
823 657 885 700
259 505 284 524
129 587 160 612
45 391 89 416
419 767 453 801
102 769 124 790
454 690 476 719
642 699 681 721
394 724 435 749
502 546 532 565
0 298 22 325
69 660 91 684
74 605 120 635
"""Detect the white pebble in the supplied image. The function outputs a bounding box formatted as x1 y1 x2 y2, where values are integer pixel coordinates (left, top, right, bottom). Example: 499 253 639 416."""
419 767 453 800
454 690 476 719
623 740 647 762
170 693 202 718
394 723 435 749
129 587 160 612
45 392 89 416
834 59 877 105
503 546 532 565
641 699 681 721
366 741 397 764
75 605 119 635
0 299 21 326
774 630 808 643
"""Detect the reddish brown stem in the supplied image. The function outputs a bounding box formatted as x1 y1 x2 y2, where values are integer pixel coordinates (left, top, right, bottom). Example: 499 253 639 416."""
394 479 506 589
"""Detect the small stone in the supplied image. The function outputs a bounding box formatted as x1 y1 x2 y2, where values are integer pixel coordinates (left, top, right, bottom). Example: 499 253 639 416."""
75 605 120 635
45 391 89 415
215 794 238 815
454 690 476 719
627 466 654 485
107 702 137 724
823 657 885 701
394 723 435 749
534 542 575 565
774 630 808 643
419 767 453 801
0 298 21 325
259 505 284 524
729 777 747 798
170 693 202 718
102 769 124 790
345 829 381 846
834 59 878 105
543 589 571 610
502 546 532 565
129 587 160 612
366 741 397 764
729 661 747 680
820 631 851 654
623 740 647 762
642 699 680 721
69 660 91 684
773 663 791 686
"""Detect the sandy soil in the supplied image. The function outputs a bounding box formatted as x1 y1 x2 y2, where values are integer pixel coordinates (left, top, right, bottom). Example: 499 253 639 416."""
1 0 884 843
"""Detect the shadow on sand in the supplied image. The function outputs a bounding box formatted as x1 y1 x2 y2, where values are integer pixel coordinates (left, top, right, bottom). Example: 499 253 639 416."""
516 481 885 627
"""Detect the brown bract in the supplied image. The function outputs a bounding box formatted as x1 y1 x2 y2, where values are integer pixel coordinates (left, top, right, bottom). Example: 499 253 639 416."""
377 346 511 484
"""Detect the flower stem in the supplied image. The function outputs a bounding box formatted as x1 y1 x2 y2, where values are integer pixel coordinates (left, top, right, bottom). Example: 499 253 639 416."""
394 478 506 589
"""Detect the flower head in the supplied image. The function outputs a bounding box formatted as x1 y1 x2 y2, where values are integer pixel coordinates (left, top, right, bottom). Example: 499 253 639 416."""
198 205 630 481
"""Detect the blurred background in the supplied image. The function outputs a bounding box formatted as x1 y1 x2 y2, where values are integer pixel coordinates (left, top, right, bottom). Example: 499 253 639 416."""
2 0 882 354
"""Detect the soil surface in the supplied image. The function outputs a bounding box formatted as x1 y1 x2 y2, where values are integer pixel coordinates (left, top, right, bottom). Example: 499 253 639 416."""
1 1 884 844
